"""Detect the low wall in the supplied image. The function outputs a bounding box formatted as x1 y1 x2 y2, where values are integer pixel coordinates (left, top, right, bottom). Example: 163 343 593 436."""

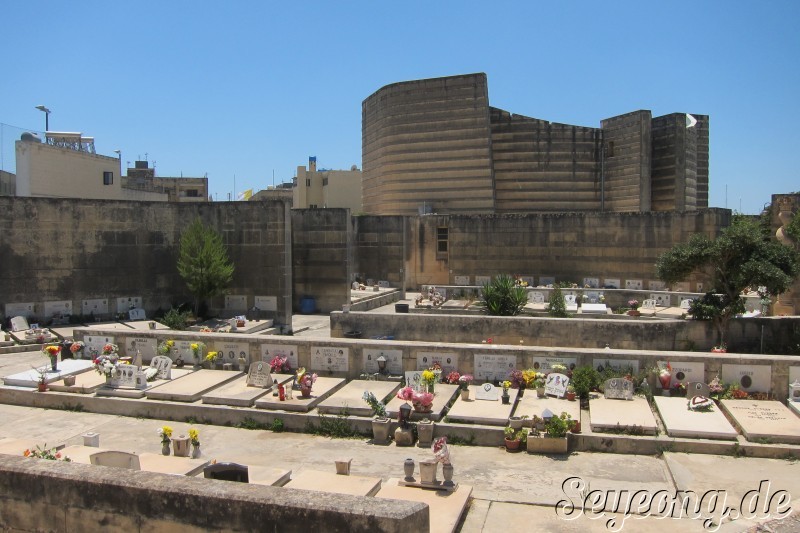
0 455 428 532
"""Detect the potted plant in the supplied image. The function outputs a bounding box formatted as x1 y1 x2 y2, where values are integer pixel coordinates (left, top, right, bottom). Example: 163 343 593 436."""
508 414 529 430
204 351 219 369
363 391 391 444
527 412 571 454
566 384 576 401
458 374 473 400
501 380 511 404
503 426 522 452
411 391 434 413
35 368 47 392
533 373 546 398
627 299 641 316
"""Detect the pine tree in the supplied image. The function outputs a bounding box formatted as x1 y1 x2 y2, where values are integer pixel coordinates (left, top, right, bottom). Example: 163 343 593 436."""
177 218 235 316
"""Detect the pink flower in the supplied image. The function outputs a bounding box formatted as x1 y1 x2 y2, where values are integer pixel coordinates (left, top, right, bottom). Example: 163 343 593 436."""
396 386 415 401
412 391 434 407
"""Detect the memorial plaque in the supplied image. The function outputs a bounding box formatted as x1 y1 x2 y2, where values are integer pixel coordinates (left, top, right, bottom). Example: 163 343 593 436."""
649 281 666 291
530 357 577 373
603 278 620 289
454 275 470 286
519 276 535 286
527 292 545 304
544 373 570 398
125 337 157 361
254 296 277 312
213 342 250 365
604 378 633 400
261 344 299 370
149 356 173 380
115 296 142 314
172 340 194 363
475 382 500 401
721 400 800 444
363 349 402 375
475 276 491 286
9 316 29 332
5 303 34 319
82 298 109 316
696 283 704 292
583 278 599 288
85 335 115 359
538 276 555 286
651 293 671 307
224 295 247 312
685 381 711 400
404 371 424 391
673 282 691 292
594 358 639 375
625 279 643 290
246 362 274 388
44 300 72 319
311 347 349 372
474 353 517 382
108 365 139 389
378 280 390 288
662 361 704 389
721 364 771 393
416 352 458 374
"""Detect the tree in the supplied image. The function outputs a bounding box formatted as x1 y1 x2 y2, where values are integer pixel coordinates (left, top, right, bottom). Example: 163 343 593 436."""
479 274 528 316
177 218 235 316
547 285 569 318
656 216 800 345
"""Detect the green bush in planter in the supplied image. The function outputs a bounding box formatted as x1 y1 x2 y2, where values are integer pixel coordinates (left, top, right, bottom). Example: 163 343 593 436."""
545 412 573 439
479 274 528 316
570 366 599 399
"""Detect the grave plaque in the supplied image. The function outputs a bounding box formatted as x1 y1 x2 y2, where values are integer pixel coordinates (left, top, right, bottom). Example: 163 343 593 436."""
530 357 578 373
5 303 34 319
528 292 545 304
108 365 139 389
475 382 500 401
663 362 704 388
593 358 639 375
544 373 570 398
247 362 274 388
311 347 349 372
790 380 800 402
224 295 247 312
583 278 599 288
173 340 194 363
149 356 173 380
685 381 711 400
538 276 555 286
649 281 666 291
213 342 249 365
651 293 671 307
82 298 109 316
85 336 115 358
474 353 517 382
115 296 142 314
378 280 390 288
254 296 278 312
604 378 633 400
125 337 157 361
261 344 299 370
404 371 424 391
721 364 771 393
44 300 72 319
475 276 491 286
416 352 458 374
603 279 620 289
625 279 643 290
9 316 29 332
364 349 402 375
454 275 470 286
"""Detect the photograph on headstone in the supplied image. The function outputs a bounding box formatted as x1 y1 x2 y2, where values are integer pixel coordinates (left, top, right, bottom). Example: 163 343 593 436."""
213 342 250 366
416 352 458 373
474 353 517 382
311 347 349 373
125 337 157 362
364 349 403 375
261 344 299 370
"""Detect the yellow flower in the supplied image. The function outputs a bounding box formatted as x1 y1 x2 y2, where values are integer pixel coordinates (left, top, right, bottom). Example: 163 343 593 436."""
190 343 199 351
166 340 174 347
502 380 511 390
162 426 172 438
188 428 199 441
422 369 435 382
205 351 218 362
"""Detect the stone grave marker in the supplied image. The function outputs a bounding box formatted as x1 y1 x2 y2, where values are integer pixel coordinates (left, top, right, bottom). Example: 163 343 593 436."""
416 352 458 374
404 371 424 391
679 298 694 310
527 292 545 304
213 342 249 366
594 358 639 375
378 280 390 288
474 353 517 382
475 382 499 401
664 362 704 388
651 294 671 307
454 275 470 286
311 346 349 372
475 276 491 286
254 295 278 312
538 276 555 286
224 295 247 312
85 336 115 359
82 298 109 317
790 380 800 402
530 357 577 373
721 364 772 392
9 316 29 332
172 340 194 364
604 378 633 400
246 361 274 388
649 281 666 291
603 279 620 289
583 277 599 288
44 300 72 319
128 308 146 320
685 381 711 400
544 373 569 398
115 296 142 314
625 279 643 290
150 356 173 380
364 349 402 375
261 344 299 370
125 337 157 361
108 365 139 389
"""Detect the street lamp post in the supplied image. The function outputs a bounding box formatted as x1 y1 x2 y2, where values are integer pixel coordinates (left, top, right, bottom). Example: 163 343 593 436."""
35 105 51 131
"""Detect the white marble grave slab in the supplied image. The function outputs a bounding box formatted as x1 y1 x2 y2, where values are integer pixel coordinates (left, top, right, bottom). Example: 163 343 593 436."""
224 295 247 312
474 353 517 382
603 279 620 289
311 346 349 373
653 397 738 440
514 394 580 422
416 353 458 374
144 369 242 402
593 358 640 375
721 364 771 393
377 479 472 533
44 300 73 319
316 379 399 416
385 384 458 422
286 470 382 497
202 374 275 407
2 359 94 387
124 337 157 361
530 357 577 374
82 299 109 317
581 303 608 314
625 279 643 290
115 297 142 314
96 368 193 398
446 385 518 426
589 397 658 435
213 341 250 366
364 349 403 375
720 400 800 444
261 344 299 370
254 375 344 412
48 370 108 394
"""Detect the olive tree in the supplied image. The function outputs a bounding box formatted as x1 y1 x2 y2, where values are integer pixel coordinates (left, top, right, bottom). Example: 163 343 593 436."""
177 218 235 316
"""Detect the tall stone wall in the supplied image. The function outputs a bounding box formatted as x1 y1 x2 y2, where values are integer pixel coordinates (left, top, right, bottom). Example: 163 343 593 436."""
361 73 495 215
0 197 292 325
490 109 602 212
352 215 405 285
601 110 652 212
694 115 710 208
651 113 707 212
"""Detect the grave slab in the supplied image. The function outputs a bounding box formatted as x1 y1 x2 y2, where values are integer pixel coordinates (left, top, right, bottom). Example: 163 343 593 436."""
789 402 800 419
96 369 193 398
255 376 346 412
2 359 94 388
248 465 292 486
653 397 738 440
48 370 107 394
203 373 292 407
589 397 658 435
513 394 580 422
580 303 609 314
317 379 400 416
144 369 242 402
284 469 382 497
720 400 800 444
377 478 472 533
445 385 518 426
386 384 459 422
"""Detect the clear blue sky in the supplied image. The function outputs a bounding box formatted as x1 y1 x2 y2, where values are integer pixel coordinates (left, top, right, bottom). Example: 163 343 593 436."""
2 1 798 212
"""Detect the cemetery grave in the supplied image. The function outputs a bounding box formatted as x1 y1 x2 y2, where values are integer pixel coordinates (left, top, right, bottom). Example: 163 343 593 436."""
446 384 518 426
317 379 400 417
145 369 242 402
720 400 800 445
385 383 459 422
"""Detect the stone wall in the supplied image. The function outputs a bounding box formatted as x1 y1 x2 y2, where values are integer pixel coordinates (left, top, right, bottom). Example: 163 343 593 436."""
352 215 406 286
0 455 427 532
650 113 709 212
0 197 292 326
601 110 652 212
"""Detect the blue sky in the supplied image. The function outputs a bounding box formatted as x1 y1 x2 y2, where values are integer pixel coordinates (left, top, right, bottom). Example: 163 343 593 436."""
2 1 798 212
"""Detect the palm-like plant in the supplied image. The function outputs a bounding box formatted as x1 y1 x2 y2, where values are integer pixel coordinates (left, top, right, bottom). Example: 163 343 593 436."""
479 274 528 316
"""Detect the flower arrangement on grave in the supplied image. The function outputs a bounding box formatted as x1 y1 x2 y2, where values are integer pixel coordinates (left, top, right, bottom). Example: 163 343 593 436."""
70 341 85 354
412 391 434 412
445 371 461 385
687 396 715 412
458 374 473 390
549 363 567 375
296 368 317 395
199 326 213 333
269 355 292 373
93 344 128 378
188 428 200 447
362 391 387 419
711 342 727 353
658 363 672 390
42 344 61 359
158 425 173 445
672 381 687 396
157 340 175 356
432 436 451 465
708 375 724 399
508 369 525 389
421 369 437 392
24 445 71 462
191 342 206 363
102 343 119 356
204 351 219 364
396 386 415 402
628 299 640 311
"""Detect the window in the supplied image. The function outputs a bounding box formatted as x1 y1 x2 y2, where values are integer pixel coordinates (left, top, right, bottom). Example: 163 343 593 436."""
309 204 318 209
322 177 328 186
437 227 448 256
606 141 615 158
103 171 113 185
186 189 199 197
306 178 311 187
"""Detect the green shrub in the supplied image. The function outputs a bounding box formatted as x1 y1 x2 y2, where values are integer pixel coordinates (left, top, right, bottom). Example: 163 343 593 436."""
548 286 569 317
160 307 192 330
479 274 528 316
570 366 599 399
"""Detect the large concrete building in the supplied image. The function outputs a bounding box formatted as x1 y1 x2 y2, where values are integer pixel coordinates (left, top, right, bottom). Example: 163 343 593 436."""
292 156 362 211
362 73 709 215
123 160 208 203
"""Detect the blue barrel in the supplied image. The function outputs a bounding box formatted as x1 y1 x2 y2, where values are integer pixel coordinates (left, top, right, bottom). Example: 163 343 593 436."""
299 296 316 314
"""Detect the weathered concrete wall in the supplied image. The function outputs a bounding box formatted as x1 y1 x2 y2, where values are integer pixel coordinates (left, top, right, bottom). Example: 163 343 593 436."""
291 209 350 313
651 113 708 212
601 110 652 212
352 215 405 285
0 455 428 532
0 197 292 326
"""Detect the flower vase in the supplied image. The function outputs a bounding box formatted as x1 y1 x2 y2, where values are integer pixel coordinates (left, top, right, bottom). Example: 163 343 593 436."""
192 445 201 459
501 390 510 404
161 442 171 456
460 388 470 401
50 356 58 372
403 458 415 482
442 463 454 487
300 384 312 398
412 401 432 414
659 373 672 396
417 421 434 446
